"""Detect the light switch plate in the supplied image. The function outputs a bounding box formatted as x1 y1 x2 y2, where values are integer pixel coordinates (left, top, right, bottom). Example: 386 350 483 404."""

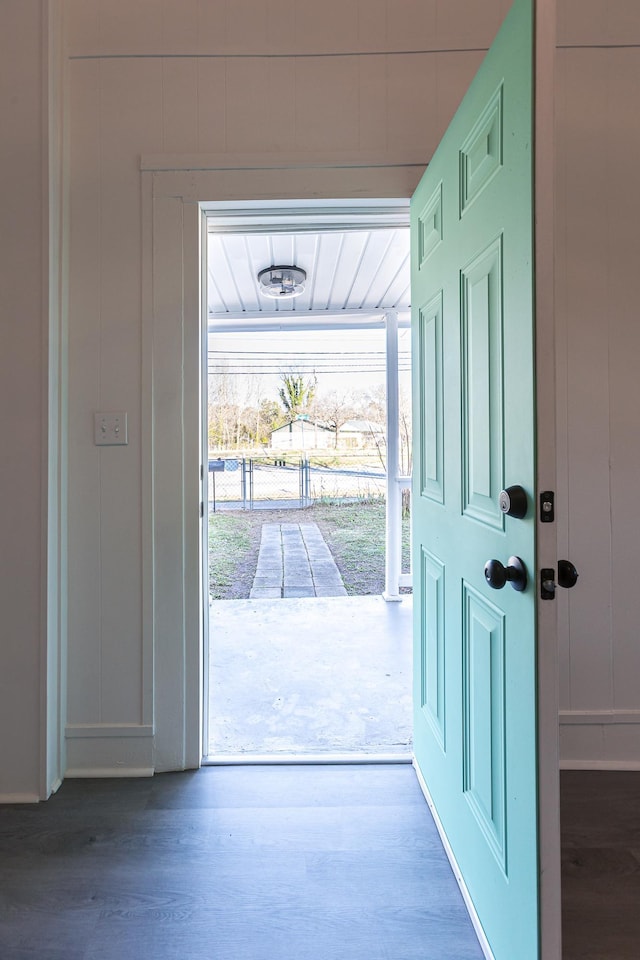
94 411 128 446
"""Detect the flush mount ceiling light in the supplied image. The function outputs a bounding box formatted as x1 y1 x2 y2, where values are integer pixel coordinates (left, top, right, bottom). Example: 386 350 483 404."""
258 265 307 299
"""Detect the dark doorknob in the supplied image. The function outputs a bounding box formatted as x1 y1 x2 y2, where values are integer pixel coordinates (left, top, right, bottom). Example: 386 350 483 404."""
484 556 527 592
499 485 528 519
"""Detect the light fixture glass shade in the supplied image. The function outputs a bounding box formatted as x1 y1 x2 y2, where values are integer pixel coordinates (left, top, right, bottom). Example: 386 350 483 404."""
258 265 307 299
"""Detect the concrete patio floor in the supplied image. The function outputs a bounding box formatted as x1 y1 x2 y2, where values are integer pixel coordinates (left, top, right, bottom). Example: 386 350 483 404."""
207 595 413 759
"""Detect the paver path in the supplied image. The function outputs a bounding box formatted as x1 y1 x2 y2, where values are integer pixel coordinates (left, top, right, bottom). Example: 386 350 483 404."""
249 522 347 599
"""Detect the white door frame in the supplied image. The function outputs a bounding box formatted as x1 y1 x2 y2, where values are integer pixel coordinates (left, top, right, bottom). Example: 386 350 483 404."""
142 155 426 775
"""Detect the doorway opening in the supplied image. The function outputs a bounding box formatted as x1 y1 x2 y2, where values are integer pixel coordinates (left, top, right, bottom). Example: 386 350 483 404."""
201 200 413 763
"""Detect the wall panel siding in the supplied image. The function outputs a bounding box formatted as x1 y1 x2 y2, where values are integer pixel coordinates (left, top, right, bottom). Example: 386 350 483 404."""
67 59 103 724
196 59 227 153
558 0 640 46
92 57 161 721
563 49 612 712
434 51 486 146
67 0 495 772
606 50 640 710
64 0 507 58
0 0 47 799
160 0 202 54
60 0 640 775
294 58 361 152
556 28 640 765
67 58 164 730
161 59 199 155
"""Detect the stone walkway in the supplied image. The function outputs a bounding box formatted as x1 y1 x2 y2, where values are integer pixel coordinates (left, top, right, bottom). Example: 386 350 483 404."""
249 522 347 599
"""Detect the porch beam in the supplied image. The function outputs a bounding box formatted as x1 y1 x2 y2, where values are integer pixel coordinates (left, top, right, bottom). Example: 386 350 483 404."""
208 309 411 334
384 310 402 601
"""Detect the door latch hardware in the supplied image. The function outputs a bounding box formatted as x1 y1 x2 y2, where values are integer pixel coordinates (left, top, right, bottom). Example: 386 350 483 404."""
541 568 556 600
540 560 579 599
540 491 554 523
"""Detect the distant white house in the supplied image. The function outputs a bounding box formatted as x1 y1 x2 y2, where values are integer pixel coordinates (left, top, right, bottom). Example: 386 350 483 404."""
339 420 385 449
270 417 386 451
270 418 335 450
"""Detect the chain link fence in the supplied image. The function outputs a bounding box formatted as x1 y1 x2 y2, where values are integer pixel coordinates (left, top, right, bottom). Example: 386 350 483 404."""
208 454 387 510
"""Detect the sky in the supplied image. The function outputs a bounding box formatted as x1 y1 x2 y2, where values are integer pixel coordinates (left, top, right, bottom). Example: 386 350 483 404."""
207 327 412 406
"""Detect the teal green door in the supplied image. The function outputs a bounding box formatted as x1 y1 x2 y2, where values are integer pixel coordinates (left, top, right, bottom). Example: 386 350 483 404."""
411 1 538 957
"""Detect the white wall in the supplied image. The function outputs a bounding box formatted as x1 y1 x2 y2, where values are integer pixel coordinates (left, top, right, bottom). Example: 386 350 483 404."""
556 3 640 767
63 0 510 775
3 0 638 795
0 0 54 801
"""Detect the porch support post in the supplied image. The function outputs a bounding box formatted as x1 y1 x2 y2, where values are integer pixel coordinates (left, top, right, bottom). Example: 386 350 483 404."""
384 310 402 601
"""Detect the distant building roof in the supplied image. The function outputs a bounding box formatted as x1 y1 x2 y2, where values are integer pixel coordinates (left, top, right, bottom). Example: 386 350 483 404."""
341 420 384 433
270 419 334 436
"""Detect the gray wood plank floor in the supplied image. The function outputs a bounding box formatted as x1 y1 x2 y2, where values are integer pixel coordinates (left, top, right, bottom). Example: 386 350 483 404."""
561 770 640 959
0 764 484 960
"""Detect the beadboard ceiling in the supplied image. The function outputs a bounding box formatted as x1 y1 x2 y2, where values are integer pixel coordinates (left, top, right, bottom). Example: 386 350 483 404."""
206 202 411 326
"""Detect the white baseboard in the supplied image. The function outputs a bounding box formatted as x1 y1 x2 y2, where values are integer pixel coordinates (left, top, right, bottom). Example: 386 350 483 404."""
560 710 640 725
412 760 495 960
65 724 155 777
559 711 640 770
65 767 154 778
65 723 154 739
560 759 640 771
0 793 41 804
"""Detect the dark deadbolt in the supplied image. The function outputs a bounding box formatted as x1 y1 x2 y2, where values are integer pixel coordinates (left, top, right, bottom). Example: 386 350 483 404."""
557 560 579 589
499 485 528 519
484 556 528 592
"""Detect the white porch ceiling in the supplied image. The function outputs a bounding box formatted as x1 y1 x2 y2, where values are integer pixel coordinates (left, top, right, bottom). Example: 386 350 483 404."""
207 205 411 325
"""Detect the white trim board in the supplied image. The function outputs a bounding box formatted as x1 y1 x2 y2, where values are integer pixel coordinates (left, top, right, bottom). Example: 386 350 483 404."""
141 151 428 173
65 723 154 738
560 710 640 725
560 715 640 769
203 753 413 766
562 760 640 771
145 157 424 772
65 768 155 779
0 794 42 805
65 729 155 777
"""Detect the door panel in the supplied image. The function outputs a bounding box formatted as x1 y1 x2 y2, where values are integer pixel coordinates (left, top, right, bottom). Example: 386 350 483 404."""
411 1 538 957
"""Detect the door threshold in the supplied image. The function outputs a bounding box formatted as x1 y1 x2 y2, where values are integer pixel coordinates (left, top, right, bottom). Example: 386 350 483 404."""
202 752 414 766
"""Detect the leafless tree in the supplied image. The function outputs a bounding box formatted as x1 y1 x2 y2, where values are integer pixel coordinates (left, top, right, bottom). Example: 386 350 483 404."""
314 390 357 448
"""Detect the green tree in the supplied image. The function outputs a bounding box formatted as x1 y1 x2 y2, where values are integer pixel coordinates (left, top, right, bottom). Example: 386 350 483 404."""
278 373 317 422
256 399 282 444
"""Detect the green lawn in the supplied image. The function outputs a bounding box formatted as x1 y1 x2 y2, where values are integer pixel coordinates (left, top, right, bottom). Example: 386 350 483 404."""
208 512 256 599
208 500 411 599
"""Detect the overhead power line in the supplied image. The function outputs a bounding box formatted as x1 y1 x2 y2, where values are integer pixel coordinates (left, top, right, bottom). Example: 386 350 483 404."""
208 367 411 375
207 349 411 357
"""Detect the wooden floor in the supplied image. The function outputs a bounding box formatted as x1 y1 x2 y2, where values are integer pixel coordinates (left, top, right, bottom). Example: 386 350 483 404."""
561 770 640 959
0 764 484 960
3 765 638 959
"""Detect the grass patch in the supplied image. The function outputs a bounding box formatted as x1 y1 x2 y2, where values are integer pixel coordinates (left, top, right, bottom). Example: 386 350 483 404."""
208 512 256 599
311 501 386 595
310 500 411 596
207 500 411 599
